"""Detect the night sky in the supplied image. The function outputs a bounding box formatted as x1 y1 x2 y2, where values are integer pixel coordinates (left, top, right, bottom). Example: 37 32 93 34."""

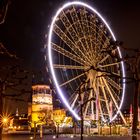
0 0 140 114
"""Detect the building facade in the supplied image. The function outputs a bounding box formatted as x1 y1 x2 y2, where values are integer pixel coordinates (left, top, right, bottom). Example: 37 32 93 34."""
30 85 53 128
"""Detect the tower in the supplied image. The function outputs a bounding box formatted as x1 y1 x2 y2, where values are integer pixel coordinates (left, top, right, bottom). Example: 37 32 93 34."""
31 85 53 128
16 108 19 116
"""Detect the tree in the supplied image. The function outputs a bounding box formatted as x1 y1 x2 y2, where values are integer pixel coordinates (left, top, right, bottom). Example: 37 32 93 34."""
104 41 140 140
0 43 32 140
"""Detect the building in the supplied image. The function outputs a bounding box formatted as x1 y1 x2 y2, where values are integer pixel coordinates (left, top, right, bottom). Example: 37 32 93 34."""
9 113 29 131
29 85 53 128
114 109 131 126
53 109 66 126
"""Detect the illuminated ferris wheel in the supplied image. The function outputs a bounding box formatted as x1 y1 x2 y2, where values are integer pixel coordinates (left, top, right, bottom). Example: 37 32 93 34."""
46 1 126 123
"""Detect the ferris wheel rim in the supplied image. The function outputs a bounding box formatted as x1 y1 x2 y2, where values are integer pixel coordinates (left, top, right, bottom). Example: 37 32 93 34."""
47 1 126 122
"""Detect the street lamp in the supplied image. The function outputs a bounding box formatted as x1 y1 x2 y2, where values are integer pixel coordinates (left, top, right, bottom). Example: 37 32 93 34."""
2 118 8 124
77 81 95 140
2 117 8 126
1 114 10 125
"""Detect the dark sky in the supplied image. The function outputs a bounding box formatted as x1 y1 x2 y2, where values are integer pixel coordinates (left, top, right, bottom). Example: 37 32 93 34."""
1 0 140 114
1 0 140 65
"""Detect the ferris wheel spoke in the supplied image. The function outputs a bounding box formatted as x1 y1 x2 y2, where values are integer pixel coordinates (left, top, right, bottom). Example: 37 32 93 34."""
74 104 80 113
69 7 93 62
53 24 81 57
60 10 80 41
87 37 96 64
98 62 121 68
102 37 111 49
91 98 95 119
89 15 97 61
70 94 79 109
89 16 101 56
53 64 88 70
69 7 81 30
98 43 111 62
69 90 78 103
98 54 110 64
60 11 86 54
99 113 109 116
102 77 126 124
99 77 110 119
90 23 108 49
112 72 121 77
99 97 106 121
89 14 108 41
79 8 89 35
103 71 121 77
68 88 79 105
106 77 122 90
60 72 85 87
53 24 92 65
100 98 109 102
60 12 83 47
51 42 86 65
83 90 92 118
83 101 90 119
95 27 106 61
69 7 85 37
91 87 95 119
92 80 100 120
108 84 121 103
100 78 111 117
93 78 103 120
79 8 94 61
89 15 96 54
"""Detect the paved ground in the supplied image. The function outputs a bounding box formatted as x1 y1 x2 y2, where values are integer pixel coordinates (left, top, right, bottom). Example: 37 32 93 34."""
2 134 140 140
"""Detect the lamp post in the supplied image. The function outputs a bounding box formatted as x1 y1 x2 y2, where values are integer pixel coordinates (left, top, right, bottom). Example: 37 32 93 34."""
78 83 84 140
56 123 59 138
80 101 84 140
38 115 44 139
2 117 8 126
40 125 43 139
33 121 37 139
77 81 95 140
109 122 111 135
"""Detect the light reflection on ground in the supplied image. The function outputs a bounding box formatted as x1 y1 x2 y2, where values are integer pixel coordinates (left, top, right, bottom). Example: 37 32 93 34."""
2 134 139 140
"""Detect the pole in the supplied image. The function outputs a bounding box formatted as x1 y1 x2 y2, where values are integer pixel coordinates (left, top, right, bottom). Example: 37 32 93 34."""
78 83 94 140
78 83 84 140
132 56 140 140
34 122 36 139
109 123 111 135
56 123 59 138
74 121 77 136
80 104 83 140
40 125 43 139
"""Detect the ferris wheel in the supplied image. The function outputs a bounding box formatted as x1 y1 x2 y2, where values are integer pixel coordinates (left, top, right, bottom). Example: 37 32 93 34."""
46 1 126 123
